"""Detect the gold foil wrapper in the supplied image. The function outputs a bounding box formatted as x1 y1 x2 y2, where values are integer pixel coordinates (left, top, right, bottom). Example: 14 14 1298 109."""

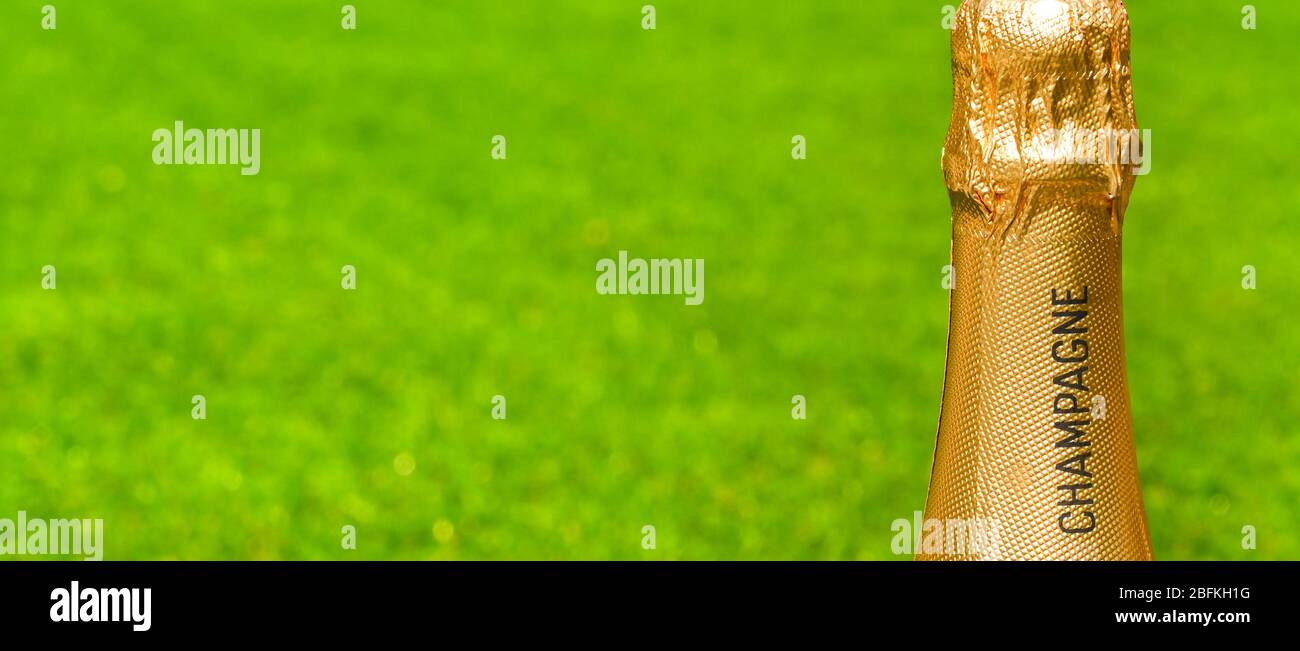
920 0 1153 560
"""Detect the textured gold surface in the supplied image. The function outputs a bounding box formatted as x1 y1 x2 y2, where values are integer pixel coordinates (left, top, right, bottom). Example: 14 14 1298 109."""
920 0 1153 560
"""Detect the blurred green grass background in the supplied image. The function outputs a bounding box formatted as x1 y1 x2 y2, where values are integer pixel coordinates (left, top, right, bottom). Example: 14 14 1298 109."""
1 1 1296 559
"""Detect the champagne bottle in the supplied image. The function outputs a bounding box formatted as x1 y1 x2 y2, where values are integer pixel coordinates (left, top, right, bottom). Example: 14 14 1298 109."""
920 0 1153 560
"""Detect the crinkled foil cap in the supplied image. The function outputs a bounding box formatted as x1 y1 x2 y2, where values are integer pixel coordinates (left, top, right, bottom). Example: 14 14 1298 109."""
943 0 1138 242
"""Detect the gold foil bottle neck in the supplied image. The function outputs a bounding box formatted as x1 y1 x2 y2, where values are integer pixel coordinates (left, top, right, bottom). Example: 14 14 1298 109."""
922 0 1152 560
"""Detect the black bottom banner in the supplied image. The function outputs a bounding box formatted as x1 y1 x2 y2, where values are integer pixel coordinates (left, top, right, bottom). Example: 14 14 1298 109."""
1 561 1291 638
